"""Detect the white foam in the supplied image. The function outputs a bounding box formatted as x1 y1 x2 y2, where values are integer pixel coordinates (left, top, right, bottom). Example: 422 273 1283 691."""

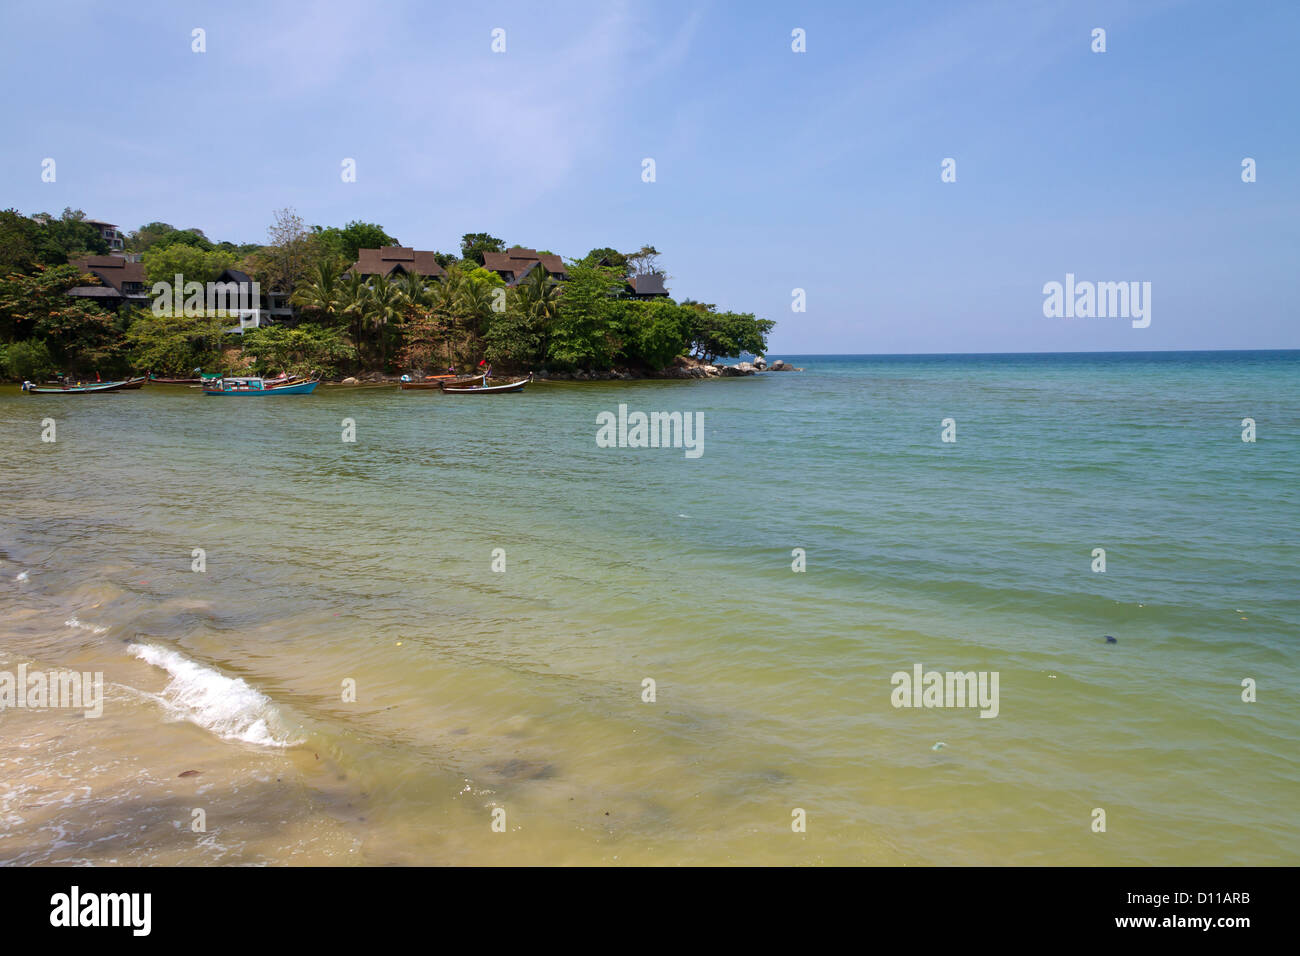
16 572 28 582
127 643 300 748
65 617 108 635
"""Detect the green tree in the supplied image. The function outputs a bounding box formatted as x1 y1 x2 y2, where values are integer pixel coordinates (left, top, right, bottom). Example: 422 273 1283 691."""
0 209 41 276
124 311 228 375
32 208 109 264
546 262 622 369
459 232 506 265
364 275 404 370
247 207 318 297
149 228 213 251
580 247 628 274
291 260 345 327
142 243 236 288
685 307 775 364
0 339 56 382
312 221 398 263
239 325 355 378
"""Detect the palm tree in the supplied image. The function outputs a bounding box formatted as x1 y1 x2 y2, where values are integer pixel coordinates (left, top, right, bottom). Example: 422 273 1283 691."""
366 274 403 370
457 276 498 337
291 260 343 325
338 272 370 359
517 265 561 323
396 269 430 309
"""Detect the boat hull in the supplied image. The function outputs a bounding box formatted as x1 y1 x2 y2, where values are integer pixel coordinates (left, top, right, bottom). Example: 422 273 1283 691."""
203 379 320 395
23 376 147 394
399 375 460 390
440 373 532 394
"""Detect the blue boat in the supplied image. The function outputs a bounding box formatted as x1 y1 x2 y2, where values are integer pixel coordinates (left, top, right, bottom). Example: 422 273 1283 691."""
202 375 319 395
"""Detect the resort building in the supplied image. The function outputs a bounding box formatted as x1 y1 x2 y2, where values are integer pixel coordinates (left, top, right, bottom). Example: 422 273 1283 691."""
624 273 670 298
348 246 448 281
481 247 569 286
84 219 125 251
65 255 149 309
212 268 288 332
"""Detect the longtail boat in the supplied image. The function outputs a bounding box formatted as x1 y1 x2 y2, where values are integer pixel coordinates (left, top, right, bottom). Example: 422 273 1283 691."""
202 375 320 395
440 373 532 394
399 374 462 390
22 376 147 394
148 373 201 384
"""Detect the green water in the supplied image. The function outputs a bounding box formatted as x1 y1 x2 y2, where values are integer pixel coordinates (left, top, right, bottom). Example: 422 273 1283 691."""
1 352 1297 865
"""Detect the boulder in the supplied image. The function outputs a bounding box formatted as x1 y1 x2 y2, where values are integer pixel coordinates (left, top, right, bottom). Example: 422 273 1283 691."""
769 360 786 371
340 376 360 385
753 356 768 369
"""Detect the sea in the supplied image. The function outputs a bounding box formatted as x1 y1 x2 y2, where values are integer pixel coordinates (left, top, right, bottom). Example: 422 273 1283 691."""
1 351 1296 865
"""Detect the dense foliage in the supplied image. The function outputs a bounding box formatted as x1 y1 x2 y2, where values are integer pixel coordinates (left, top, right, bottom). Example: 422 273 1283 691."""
0 209 774 382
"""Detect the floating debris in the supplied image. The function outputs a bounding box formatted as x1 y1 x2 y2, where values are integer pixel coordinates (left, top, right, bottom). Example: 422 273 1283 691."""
178 770 201 778
1105 635 1118 644
931 741 946 751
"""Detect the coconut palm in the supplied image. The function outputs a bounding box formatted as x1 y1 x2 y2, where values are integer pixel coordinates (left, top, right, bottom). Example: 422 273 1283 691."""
291 260 343 324
517 264 561 323
396 269 430 309
457 275 499 336
366 274 403 369
338 272 370 355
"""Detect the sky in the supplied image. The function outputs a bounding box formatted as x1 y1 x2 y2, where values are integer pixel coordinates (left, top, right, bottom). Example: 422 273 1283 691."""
1 0 1296 354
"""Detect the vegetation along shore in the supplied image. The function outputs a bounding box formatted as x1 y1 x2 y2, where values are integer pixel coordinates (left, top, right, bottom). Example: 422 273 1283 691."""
0 208 780 384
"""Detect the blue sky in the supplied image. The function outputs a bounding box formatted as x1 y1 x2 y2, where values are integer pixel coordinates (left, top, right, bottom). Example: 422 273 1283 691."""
1 0 1296 353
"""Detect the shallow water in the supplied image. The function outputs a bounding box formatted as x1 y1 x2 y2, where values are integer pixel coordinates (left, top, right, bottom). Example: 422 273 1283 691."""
1 352 1297 865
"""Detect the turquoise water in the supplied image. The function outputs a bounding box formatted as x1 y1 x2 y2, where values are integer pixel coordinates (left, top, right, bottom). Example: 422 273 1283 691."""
1 351 1297 865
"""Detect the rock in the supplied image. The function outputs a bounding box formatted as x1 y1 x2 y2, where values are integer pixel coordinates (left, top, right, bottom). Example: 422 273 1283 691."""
340 377 360 385
770 360 786 370
752 356 768 369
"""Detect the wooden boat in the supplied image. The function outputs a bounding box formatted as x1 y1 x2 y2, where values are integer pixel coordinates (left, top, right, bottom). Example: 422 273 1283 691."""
202 375 320 395
441 373 532 394
148 373 201 385
399 374 461 390
22 376 147 394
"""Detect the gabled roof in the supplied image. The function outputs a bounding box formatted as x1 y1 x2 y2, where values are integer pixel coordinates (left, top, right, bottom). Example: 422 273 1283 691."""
627 273 668 296
349 246 447 279
69 255 145 293
482 247 568 283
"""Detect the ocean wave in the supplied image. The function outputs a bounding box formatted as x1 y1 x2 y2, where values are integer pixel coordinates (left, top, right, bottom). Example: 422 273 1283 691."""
127 643 301 748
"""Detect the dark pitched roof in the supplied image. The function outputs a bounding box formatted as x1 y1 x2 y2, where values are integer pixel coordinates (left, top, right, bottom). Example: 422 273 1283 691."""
69 255 145 293
627 273 668 296
482 247 568 284
65 285 122 298
349 246 446 279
